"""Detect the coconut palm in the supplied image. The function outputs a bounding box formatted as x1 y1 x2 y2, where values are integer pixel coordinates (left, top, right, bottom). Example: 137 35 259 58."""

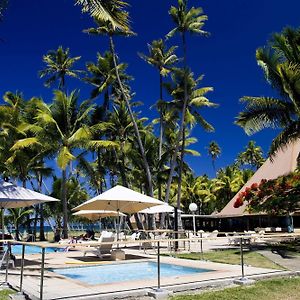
0 0 8 21
6 207 34 241
165 0 209 205
75 0 130 31
39 46 82 90
236 27 300 158
139 39 179 162
207 141 221 173
236 140 264 170
164 68 216 211
84 51 132 119
82 14 154 196
33 90 96 238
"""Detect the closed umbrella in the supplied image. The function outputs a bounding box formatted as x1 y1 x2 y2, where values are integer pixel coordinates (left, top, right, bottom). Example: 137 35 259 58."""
0 181 59 240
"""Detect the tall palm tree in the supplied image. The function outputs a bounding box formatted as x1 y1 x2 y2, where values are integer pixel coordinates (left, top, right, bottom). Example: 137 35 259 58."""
165 0 209 205
164 68 215 211
207 141 221 173
84 51 131 117
39 46 82 90
75 0 130 31
139 39 179 163
236 27 300 158
83 14 154 196
0 0 8 21
236 140 264 170
33 90 97 238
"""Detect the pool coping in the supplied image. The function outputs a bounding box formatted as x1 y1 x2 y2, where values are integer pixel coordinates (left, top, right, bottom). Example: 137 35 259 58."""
3 254 294 300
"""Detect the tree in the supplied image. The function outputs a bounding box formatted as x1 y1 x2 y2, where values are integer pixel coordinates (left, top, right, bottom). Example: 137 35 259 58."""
84 51 132 119
34 90 96 238
165 0 209 206
207 141 221 173
164 68 215 212
75 0 130 30
0 0 8 21
39 46 82 90
234 172 300 217
139 39 179 164
236 27 300 158
236 140 264 170
6 207 34 241
82 11 154 196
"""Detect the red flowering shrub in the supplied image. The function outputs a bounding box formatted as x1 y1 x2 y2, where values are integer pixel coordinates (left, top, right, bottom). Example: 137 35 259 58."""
233 172 300 215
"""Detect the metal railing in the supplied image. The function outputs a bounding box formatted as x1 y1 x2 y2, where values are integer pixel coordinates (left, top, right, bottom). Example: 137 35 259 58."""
1 231 299 300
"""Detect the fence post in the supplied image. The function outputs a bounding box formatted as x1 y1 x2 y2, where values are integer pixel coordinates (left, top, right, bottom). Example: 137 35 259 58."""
157 241 161 291
40 248 45 300
240 237 244 278
19 244 25 292
5 241 9 283
200 232 203 260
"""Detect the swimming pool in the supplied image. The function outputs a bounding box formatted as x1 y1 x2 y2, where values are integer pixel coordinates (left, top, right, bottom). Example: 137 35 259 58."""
52 262 213 285
8 245 60 255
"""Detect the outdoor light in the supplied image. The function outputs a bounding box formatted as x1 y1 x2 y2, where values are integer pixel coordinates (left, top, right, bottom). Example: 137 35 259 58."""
189 203 198 234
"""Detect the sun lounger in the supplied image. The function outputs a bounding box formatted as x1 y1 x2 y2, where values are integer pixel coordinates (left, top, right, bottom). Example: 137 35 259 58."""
83 236 115 258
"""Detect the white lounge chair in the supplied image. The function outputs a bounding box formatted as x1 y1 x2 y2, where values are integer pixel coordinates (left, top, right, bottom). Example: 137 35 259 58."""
83 236 115 258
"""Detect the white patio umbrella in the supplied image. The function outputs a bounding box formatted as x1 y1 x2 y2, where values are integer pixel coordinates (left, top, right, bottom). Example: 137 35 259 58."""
73 185 164 239
0 181 59 240
139 203 177 214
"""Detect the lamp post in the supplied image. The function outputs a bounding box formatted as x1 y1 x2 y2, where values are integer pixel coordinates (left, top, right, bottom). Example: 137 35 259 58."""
189 203 197 235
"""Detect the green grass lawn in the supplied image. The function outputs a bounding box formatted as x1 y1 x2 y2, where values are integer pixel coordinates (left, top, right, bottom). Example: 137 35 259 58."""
170 249 285 270
0 289 15 300
171 277 300 300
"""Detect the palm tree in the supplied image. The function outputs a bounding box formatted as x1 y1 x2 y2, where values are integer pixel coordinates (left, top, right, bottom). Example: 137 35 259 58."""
165 0 209 205
75 0 130 30
6 207 34 241
39 46 82 90
164 68 215 211
82 13 154 196
0 0 8 21
84 51 132 118
139 39 179 163
207 141 221 173
236 27 300 158
33 90 96 238
236 140 264 170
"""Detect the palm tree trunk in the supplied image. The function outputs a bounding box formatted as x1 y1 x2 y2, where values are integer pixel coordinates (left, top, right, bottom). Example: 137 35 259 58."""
176 124 186 213
37 173 46 241
165 33 188 208
62 168 68 239
109 35 154 197
158 73 164 163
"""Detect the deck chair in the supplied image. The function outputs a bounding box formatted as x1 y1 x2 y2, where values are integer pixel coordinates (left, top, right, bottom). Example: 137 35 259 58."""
83 236 115 258
0 248 15 269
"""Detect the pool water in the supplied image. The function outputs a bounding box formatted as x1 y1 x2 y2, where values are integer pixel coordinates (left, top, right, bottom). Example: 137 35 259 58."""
52 262 212 285
8 245 59 255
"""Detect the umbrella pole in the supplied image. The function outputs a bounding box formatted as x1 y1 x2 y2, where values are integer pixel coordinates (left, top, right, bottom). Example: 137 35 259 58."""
117 210 120 243
1 208 4 252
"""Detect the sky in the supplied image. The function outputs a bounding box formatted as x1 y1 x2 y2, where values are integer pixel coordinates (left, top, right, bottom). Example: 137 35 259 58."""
0 0 299 178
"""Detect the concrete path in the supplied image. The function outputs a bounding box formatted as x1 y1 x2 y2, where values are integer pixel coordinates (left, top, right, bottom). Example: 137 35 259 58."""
258 249 300 272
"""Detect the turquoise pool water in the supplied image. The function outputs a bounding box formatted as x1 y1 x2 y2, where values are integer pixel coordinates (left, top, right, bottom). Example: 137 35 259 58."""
52 262 212 285
8 245 59 255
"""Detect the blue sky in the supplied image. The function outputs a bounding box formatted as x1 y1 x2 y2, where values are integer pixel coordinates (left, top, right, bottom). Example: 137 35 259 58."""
0 0 299 178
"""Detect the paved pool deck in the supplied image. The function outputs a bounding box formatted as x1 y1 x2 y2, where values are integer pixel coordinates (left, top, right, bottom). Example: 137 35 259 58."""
0 245 290 300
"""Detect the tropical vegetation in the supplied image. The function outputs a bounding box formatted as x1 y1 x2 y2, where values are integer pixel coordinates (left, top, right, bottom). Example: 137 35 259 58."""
6 0 298 240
